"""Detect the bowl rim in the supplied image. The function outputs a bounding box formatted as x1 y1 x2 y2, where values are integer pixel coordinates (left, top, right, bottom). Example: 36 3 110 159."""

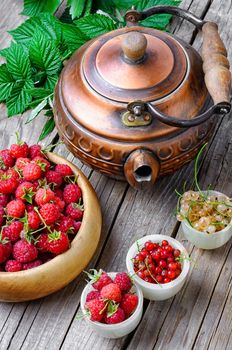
80 272 143 329
126 234 190 290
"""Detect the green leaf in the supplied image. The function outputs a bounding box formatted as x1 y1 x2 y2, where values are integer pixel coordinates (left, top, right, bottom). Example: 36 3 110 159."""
0 64 15 102
75 14 117 39
22 0 61 16
6 79 34 116
26 98 48 123
3 43 31 80
68 0 85 19
44 75 58 90
59 23 88 53
39 117 55 141
26 87 52 98
29 31 62 75
9 17 41 47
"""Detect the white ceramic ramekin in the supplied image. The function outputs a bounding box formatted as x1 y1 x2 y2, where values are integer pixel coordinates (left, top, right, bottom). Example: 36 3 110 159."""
126 234 190 301
80 272 143 338
181 190 232 250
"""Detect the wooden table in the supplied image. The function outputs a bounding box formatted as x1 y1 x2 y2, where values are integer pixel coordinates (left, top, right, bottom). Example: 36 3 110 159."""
0 1 232 349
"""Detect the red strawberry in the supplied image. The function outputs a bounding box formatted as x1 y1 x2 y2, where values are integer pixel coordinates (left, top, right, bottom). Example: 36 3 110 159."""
65 202 84 220
29 144 44 159
0 194 9 207
0 170 19 194
120 293 138 317
59 216 75 234
13 239 38 263
84 299 106 322
2 221 24 241
5 259 22 272
36 233 48 252
0 149 15 169
45 170 63 187
22 259 42 270
47 231 69 255
106 307 125 324
0 206 5 227
6 199 25 218
55 164 73 177
15 181 36 203
86 291 101 302
87 270 113 291
35 188 55 206
10 140 29 159
28 211 41 230
15 157 30 171
39 203 60 225
0 235 12 263
100 283 121 303
22 163 42 181
33 156 50 172
63 184 82 204
114 272 132 292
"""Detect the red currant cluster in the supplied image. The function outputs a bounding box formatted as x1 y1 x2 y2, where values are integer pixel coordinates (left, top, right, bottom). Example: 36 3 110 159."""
133 240 182 284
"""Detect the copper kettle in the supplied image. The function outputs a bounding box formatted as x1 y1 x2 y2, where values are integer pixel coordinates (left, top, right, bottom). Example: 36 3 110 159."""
54 6 231 190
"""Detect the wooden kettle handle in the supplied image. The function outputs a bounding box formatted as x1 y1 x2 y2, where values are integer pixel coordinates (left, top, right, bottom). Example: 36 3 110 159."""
202 22 231 105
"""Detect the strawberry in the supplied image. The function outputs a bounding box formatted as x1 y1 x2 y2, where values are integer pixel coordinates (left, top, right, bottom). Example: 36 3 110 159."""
13 239 38 263
10 139 29 159
65 202 84 220
59 216 75 234
0 170 19 194
29 144 44 159
47 231 69 255
63 184 82 204
0 194 9 207
86 291 101 302
114 272 132 292
100 283 122 303
22 259 42 270
27 211 41 230
33 156 50 172
6 199 25 218
105 306 125 324
84 299 106 322
45 170 63 187
15 181 36 203
36 233 48 252
0 149 15 170
35 188 55 206
5 260 22 272
0 234 12 263
2 221 24 241
0 206 5 227
86 270 113 291
55 164 73 177
22 163 42 181
120 293 138 317
40 203 60 225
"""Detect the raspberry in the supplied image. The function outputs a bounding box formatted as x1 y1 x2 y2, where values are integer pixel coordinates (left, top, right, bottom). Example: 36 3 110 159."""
0 194 9 207
73 221 82 233
86 291 101 302
59 216 75 234
55 164 73 177
2 221 24 241
35 188 55 206
29 144 44 159
40 203 60 225
22 259 42 270
53 196 65 212
114 272 132 292
54 188 63 199
87 270 113 291
36 233 48 252
65 202 84 220
120 293 138 317
45 170 63 187
28 211 41 230
15 157 30 171
47 231 69 255
0 171 19 194
0 206 5 227
10 141 29 159
0 237 12 264
15 181 36 203
105 307 125 324
0 149 15 169
13 239 38 263
5 260 22 272
33 156 50 172
23 163 42 181
6 199 25 218
84 299 106 322
26 204 34 212
100 283 122 303
63 184 82 204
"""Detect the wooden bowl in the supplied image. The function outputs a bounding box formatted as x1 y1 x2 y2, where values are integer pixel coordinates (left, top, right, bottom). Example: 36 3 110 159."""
0 152 102 302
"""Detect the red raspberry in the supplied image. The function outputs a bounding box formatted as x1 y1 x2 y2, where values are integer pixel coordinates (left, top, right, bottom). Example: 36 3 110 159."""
65 202 84 220
35 188 55 206
59 216 75 234
6 199 25 218
55 164 73 177
45 170 63 187
28 211 41 230
0 237 12 264
29 144 44 159
2 221 24 241
0 149 15 169
86 291 101 302
100 283 121 303
87 270 113 291
105 307 125 324
15 181 36 203
23 163 42 181
7 168 20 179
10 141 29 159
5 260 22 272
114 272 132 292
33 156 50 172
120 293 138 317
54 188 63 199
26 204 34 212
40 203 60 225
13 239 38 263
15 157 30 171
47 231 69 255
36 233 48 252
0 194 9 207
63 184 82 204
0 170 19 194
84 299 106 322
73 221 82 233
22 259 42 270
0 206 5 227
52 196 65 212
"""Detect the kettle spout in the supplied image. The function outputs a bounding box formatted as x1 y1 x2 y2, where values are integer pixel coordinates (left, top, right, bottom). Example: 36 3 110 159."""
124 149 160 190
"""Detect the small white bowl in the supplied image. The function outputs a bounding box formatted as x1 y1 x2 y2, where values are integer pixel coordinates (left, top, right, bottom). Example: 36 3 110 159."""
80 272 143 339
126 234 190 301
181 190 232 250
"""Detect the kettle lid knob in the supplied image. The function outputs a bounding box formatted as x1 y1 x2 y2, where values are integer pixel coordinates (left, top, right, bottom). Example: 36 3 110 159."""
122 31 147 63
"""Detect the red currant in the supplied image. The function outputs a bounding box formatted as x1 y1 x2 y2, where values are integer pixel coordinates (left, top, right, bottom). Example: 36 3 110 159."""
162 240 168 246
164 277 171 283
174 249 181 258
159 259 167 269
145 241 155 251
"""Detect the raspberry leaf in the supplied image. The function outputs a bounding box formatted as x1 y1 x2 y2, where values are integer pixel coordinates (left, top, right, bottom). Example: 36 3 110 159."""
6 79 34 117
0 64 16 102
2 43 32 80
75 14 117 40
22 0 61 16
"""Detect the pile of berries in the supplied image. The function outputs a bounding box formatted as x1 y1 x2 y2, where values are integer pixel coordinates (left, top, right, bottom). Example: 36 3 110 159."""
177 190 232 233
133 240 182 284
84 270 138 324
0 138 84 272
